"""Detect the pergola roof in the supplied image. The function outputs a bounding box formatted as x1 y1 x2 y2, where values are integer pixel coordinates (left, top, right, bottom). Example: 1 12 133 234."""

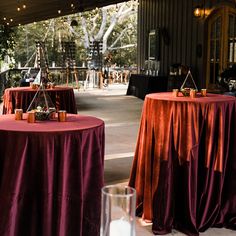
0 0 125 27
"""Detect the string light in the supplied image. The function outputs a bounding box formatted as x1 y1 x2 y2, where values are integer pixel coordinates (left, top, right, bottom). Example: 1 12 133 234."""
16 1 27 12
2 17 13 25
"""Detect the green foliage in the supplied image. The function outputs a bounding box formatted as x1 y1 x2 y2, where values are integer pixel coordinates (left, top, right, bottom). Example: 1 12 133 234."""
13 1 137 68
112 47 137 67
0 25 16 60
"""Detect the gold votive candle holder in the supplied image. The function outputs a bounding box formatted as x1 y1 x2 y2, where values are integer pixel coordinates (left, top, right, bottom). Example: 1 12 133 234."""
27 111 35 123
58 110 67 122
50 111 56 120
48 108 56 120
50 83 55 89
172 89 179 97
201 89 207 97
190 89 197 98
30 83 37 89
15 109 23 120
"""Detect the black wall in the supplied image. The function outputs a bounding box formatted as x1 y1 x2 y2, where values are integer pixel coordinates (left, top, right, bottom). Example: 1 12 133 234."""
137 0 235 88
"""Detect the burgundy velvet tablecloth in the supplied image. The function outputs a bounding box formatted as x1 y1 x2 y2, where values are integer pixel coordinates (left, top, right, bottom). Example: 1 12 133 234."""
0 114 105 236
2 86 77 114
129 92 236 235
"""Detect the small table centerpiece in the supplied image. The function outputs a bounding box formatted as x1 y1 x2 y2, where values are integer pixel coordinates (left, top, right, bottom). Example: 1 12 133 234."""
27 81 56 121
180 70 198 96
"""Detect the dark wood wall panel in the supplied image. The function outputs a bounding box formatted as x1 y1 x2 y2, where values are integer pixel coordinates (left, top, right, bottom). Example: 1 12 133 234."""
137 0 236 88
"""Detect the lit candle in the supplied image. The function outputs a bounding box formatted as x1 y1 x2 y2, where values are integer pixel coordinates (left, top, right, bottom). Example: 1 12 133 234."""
27 111 35 123
15 109 23 120
190 89 196 98
49 108 56 120
172 89 179 97
109 219 133 236
58 110 67 122
201 88 207 96
30 83 37 89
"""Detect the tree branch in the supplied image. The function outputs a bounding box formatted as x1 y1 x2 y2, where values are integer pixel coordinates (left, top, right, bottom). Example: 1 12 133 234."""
90 13 99 36
109 27 128 49
102 4 136 53
94 8 107 41
80 13 90 48
109 44 137 50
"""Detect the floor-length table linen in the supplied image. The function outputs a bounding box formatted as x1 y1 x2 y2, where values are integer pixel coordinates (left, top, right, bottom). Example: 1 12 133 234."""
0 114 104 236
129 92 236 235
2 86 77 114
126 74 168 100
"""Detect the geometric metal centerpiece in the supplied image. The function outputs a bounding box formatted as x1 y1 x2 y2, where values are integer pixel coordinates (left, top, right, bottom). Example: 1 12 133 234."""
27 70 56 120
180 70 198 96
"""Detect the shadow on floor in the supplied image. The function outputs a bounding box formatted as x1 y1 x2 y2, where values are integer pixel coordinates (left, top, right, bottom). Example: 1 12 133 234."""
104 156 133 185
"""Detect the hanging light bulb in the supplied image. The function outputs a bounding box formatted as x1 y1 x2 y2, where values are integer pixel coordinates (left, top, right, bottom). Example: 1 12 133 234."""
16 0 26 11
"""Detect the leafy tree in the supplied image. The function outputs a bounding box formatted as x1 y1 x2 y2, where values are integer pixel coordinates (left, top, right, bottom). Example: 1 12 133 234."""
0 25 16 60
13 1 137 68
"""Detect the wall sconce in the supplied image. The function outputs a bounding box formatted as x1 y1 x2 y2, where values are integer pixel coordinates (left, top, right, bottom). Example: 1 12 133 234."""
193 6 203 18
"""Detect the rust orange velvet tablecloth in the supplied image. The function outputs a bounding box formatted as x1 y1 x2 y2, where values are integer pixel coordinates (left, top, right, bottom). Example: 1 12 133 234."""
129 92 236 235
2 86 77 114
0 114 105 236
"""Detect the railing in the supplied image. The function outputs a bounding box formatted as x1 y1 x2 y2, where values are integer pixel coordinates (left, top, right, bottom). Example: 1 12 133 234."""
0 66 137 97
